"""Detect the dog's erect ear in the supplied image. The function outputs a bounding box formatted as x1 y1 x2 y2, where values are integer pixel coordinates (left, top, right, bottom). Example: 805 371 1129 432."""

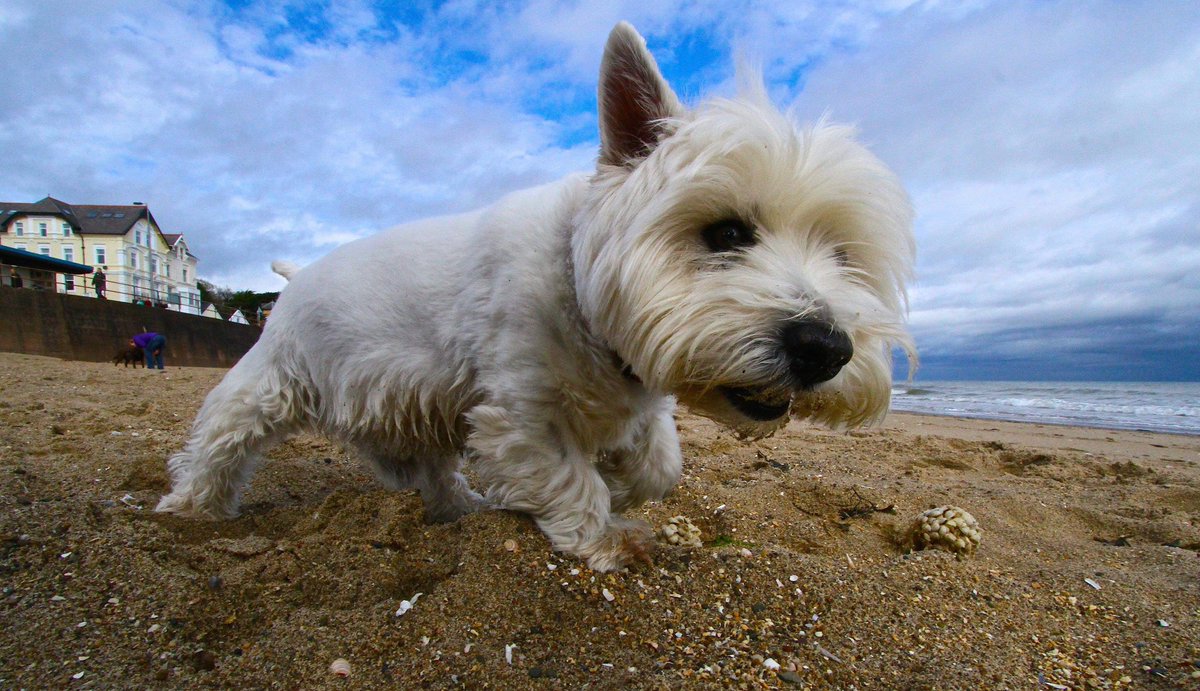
598 22 684 167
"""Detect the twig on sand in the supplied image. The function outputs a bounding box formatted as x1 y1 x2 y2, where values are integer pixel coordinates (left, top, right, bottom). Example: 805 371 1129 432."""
837 488 896 520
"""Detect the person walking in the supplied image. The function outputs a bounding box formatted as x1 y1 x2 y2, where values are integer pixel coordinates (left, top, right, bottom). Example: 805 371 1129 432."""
92 267 107 299
131 331 167 370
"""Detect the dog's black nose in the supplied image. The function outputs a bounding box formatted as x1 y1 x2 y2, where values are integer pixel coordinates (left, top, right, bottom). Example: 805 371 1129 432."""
781 320 853 387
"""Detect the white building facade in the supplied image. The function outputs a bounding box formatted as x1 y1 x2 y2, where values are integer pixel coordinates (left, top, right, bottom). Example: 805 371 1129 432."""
0 197 202 314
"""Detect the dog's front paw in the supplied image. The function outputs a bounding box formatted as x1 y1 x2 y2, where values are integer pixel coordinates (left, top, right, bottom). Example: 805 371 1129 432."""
575 517 655 572
154 488 239 520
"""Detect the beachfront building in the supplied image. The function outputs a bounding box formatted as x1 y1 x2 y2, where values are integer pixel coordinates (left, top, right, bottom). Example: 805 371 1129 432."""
0 244 94 292
0 196 202 314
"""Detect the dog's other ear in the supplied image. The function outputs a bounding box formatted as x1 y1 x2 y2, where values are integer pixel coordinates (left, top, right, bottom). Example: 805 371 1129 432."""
598 21 684 167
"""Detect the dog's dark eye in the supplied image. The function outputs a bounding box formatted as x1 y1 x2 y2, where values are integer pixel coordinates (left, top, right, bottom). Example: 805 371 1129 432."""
701 219 756 253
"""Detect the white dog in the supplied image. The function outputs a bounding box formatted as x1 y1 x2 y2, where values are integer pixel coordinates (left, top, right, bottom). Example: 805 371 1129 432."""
157 22 915 571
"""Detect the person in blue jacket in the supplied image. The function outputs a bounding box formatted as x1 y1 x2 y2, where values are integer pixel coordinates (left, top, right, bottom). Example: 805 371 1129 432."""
131 331 167 370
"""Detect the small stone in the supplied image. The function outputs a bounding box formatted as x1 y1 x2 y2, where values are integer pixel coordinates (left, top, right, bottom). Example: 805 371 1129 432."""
778 670 805 685
192 650 216 671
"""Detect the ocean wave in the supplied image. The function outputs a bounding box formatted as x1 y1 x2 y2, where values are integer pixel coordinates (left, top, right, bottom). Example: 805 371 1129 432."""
889 381 1200 435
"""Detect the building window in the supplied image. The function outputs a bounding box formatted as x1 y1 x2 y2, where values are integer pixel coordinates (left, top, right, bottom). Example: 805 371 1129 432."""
183 268 188 282
94 246 106 265
14 221 24 236
130 251 138 269
64 275 75 291
135 229 142 245
150 256 157 275
62 222 72 237
63 247 74 262
39 222 47 237
39 245 51 256
165 264 171 279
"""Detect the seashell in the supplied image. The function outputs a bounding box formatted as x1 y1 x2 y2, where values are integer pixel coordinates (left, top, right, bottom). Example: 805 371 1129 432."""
657 515 702 548
330 658 351 677
911 505 981 556
395 592 422 617
502 539 518 552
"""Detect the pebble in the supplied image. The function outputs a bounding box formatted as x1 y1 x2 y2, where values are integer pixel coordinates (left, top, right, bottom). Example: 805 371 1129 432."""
192 650 216 671
778 670 805 685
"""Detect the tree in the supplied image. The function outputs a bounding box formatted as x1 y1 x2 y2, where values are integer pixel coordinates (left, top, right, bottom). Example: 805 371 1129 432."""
196 280 277 324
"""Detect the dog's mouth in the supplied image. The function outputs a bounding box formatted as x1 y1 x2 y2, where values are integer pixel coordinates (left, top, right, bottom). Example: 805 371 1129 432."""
719 385 792 422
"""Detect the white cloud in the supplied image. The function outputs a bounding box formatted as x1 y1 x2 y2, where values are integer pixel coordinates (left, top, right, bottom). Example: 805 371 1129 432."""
789 2 1200 371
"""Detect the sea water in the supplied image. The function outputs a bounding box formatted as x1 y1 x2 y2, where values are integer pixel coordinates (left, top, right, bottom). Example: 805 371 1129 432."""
889 381 1200 435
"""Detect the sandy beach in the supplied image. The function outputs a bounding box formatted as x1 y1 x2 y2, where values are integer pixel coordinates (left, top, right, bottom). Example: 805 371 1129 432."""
1 352 1196 689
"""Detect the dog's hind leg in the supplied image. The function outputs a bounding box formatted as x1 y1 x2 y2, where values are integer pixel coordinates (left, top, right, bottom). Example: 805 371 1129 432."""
599 401 682 514
415 456 487 523
359 446 486 524
156 349 303 519
468 404 653 572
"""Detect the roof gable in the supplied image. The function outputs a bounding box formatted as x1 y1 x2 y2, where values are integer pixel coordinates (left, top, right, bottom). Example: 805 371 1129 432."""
2 197 193 259
71 204 153 236
1 196 79 232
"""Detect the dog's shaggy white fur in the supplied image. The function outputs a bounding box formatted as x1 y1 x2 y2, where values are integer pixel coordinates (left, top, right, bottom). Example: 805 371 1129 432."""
157 22 915 571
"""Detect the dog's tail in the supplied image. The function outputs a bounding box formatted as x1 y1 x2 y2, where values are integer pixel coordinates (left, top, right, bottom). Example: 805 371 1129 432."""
271 260 301 281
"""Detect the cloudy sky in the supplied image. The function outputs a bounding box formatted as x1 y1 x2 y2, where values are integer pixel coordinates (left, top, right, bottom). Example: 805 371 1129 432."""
2 1 1197 380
